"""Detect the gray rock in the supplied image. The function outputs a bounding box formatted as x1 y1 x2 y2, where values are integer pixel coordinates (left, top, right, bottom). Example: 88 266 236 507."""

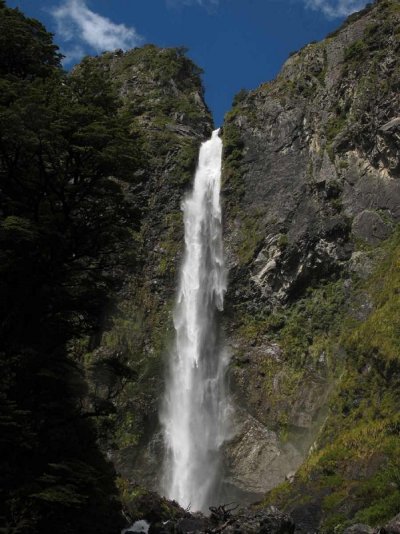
223 507 295 534
379 117 400 133
352 210 392 245
383 513 400 534
285 471 296 483
343 524 374 534
349 251 379 279
223 409 303 497
223 1 400 311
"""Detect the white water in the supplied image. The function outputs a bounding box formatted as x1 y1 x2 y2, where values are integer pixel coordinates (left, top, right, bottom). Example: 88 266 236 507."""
161 129 229 512
122 520 150 533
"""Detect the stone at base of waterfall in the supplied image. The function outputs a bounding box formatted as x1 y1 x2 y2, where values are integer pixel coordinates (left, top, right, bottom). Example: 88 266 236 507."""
147 506 294 533
223 409 303 498
121 487 191 532
221 506 295 534
149 512 211 533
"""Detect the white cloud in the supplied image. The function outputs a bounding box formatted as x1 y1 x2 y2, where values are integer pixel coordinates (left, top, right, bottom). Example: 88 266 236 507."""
51 0 142 62
304 0 368 18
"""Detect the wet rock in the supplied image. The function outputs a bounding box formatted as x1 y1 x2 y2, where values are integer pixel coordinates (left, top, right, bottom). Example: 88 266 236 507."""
123 488 188 528
150 515 212 534
147 504 295 534
259 508 295 534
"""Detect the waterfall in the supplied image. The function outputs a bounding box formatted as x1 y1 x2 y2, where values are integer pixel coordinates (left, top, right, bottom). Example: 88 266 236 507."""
161 129 229 512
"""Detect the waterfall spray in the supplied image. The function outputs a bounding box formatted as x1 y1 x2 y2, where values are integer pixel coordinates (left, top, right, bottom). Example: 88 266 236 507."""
161 129 229 512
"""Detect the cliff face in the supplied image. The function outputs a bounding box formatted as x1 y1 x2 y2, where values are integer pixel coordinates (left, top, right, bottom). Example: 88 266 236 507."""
223 0 399 310
221 0 400 529
77 4 400 529
78 45 213 502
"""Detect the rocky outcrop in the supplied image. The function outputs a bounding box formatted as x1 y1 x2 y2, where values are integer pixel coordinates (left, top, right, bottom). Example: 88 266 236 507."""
223 0 399 309
223 409 303 499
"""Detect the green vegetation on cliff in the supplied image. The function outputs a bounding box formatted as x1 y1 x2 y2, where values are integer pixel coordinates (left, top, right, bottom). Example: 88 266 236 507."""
262 229 400 532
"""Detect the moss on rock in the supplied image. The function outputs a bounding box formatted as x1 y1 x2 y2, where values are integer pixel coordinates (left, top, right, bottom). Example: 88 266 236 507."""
260 228 400 532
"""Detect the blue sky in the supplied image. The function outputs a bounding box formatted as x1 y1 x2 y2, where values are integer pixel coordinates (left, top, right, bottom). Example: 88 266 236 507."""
7 0 369 125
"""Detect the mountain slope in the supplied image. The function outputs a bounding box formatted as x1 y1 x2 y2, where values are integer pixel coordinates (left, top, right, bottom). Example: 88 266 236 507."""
220 0 400 528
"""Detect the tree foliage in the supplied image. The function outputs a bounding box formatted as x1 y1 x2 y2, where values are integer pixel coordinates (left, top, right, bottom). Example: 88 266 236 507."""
0 2 61 78
0 2 141 532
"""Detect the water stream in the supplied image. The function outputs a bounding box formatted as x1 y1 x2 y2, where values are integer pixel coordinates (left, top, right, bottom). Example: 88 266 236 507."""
160 129 229 512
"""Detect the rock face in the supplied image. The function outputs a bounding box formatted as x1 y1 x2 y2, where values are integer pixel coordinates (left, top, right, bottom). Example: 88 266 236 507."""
219 0 400 527
223 403 304 500
223 0 399 310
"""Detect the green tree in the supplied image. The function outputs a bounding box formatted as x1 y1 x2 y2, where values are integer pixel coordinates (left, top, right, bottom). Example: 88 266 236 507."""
0 1 61 78
0 2 142 532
